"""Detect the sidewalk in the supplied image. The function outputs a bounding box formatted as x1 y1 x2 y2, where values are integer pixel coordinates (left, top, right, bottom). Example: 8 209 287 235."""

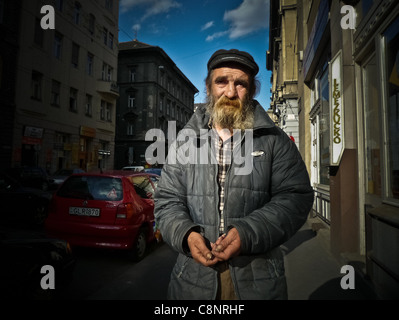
283 217 378 300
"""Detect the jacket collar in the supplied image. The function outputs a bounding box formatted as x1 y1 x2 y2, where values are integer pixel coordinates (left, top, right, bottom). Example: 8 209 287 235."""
185 100 276 136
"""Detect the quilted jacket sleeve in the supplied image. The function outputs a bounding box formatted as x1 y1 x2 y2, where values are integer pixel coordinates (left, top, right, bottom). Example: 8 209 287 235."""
231 128 314 254
154 142 199 255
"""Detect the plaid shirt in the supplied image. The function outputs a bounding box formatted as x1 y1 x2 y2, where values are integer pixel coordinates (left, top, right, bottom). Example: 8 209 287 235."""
214 133 234 235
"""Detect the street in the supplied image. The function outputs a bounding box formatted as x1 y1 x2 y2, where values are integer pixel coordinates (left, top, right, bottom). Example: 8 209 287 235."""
53 218 378 301
55 242 177 300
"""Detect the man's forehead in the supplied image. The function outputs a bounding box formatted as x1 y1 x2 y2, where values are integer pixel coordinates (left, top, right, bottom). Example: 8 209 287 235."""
212 65 250 79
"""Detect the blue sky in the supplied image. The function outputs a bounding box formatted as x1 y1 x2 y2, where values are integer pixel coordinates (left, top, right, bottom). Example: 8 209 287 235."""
118 0 271 109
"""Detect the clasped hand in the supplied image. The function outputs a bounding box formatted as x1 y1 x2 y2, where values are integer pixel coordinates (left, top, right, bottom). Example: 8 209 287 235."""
187 228 241 267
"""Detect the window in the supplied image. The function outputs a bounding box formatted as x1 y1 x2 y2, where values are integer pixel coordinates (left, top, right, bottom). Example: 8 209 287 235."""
310 62 330 187
127 123 134 135
55 0 63 11
71 42 79 68
31 71 42 100
85 94 92 116
129 67 136 82
86 53 94 75
108 32 114 49
319 70 330 185
382 16 399 200
88 14 95 35
102 63 112 81
106 103 112 122
159 96 163 112
128 94 135 108
105 0 113 11
34 18 44 47
362 54 381 199
54 32 63 59
51 80 61 107
74 2 81 25
103 27 108 46
69 88 78 112
107 66 113 81
100 100 105 120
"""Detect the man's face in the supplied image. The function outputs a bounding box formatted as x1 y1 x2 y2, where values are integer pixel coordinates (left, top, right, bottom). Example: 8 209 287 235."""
209 66 250 101
207 65 254 130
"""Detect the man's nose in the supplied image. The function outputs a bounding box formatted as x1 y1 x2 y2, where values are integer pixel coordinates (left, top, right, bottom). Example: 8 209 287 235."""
225 82 238 99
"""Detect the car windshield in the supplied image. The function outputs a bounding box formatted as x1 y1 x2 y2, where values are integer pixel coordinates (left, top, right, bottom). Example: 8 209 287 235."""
57 176 123 201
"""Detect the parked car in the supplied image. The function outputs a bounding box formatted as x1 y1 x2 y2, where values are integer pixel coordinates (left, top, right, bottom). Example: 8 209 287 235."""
45 171 157 261
7 166 54 191
122 166 144 172
0 171 52 226
0 225 75 299
144 168 162 176
50 168 85 188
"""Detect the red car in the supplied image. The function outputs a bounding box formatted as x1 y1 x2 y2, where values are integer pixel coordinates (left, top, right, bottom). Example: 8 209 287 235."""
45 171 158 261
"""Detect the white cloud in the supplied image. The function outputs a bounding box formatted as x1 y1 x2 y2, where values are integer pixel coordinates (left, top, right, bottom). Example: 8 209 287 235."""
206 0 269 41
120 0 182 21
201 21 214 31
206 30 229 42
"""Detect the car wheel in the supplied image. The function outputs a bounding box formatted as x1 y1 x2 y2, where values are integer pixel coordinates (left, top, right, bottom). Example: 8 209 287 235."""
128 229 147 262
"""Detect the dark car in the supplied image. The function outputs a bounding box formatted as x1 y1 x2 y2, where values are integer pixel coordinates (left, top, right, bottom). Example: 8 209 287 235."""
7 167 54 191
0 226 75 299
0 172 52 226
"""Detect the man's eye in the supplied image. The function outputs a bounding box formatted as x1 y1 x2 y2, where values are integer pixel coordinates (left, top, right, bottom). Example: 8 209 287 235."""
236 81 248 88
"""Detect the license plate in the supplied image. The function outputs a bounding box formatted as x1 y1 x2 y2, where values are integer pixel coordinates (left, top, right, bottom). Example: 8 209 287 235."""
69 207 100 217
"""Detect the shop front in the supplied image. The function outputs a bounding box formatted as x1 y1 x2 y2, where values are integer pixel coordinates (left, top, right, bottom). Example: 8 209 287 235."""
354 4 399 298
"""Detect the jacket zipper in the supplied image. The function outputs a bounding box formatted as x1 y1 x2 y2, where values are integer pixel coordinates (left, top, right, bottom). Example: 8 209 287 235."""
222 130 246 300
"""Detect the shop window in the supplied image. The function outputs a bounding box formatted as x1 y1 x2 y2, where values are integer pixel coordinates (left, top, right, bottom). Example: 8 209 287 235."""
383 16 399 200
310 65 330 187
362 54 381 199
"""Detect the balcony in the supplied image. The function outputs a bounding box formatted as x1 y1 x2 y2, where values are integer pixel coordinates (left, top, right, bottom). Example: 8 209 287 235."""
97 80 120 98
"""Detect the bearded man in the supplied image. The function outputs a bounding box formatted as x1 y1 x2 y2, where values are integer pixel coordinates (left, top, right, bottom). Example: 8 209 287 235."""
154 49 314 300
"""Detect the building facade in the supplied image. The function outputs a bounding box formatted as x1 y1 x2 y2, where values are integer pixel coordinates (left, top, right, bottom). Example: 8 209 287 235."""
115 40 198 169
269 0 399 298
267 0 300 147
0 0 21 168
12 0 119 173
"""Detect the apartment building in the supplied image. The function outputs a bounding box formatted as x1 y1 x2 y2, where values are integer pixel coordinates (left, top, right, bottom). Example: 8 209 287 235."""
267 0 300 148
115 40 198 169
12 0 119 173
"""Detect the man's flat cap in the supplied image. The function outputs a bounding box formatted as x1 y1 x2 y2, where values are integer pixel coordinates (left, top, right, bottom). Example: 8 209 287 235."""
207 49 259 75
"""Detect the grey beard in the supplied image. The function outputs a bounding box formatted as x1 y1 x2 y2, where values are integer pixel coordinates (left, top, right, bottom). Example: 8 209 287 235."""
205 95 254 130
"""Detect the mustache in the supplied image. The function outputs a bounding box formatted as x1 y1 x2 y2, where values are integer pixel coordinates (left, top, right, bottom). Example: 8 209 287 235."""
215 96 241 109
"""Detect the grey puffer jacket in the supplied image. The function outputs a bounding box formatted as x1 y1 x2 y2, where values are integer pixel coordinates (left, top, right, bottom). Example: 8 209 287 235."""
154 101 314 300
